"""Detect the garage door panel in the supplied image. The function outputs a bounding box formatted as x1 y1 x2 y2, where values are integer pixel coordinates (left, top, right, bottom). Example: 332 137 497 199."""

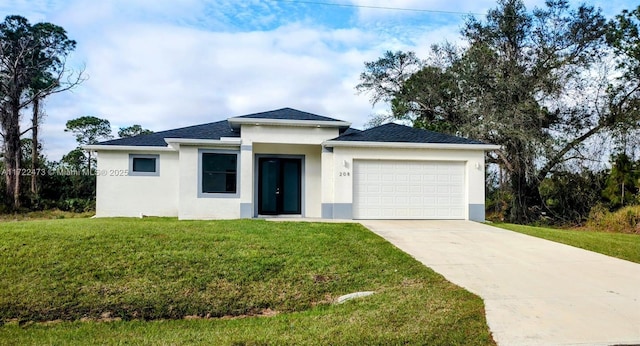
451 186 464 194
381 185 394 193
353 160 465 220
396 185 409 193
410 174 422 182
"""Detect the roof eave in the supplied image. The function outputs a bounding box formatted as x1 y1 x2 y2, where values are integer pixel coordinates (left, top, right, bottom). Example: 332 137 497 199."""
83 145 176 152
163 138 242 146
323 140 501 151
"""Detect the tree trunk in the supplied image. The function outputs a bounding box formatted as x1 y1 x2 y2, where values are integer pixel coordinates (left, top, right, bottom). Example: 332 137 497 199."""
3 100 22 209
504 138 543 224
31 96 39 196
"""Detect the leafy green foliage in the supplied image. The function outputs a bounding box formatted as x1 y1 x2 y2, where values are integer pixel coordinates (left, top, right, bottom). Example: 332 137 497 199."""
118 124 153 138
607 5 640 77
0 140 96 213
602 153 639 208
356 50 421 106
588 205 640 234
64 116 112 146
539 170 608 224
606 6 640 150
64 115 112 175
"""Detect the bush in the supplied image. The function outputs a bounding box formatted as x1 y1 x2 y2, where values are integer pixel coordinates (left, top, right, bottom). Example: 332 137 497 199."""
587 204 640 234
58 198 95 213
538 170 607 225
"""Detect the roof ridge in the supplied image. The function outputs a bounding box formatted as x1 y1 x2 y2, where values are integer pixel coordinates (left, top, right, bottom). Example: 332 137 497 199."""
232 107 344 122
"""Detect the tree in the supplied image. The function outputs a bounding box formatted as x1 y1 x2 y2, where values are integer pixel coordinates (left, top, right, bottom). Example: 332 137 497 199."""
606 5 640 155
358 0 616 223
0 15 81 209
118 124 153 138
356 51 422 127
539 170 608 223
607 6 640 78
602 153 639 208
64 116 112 173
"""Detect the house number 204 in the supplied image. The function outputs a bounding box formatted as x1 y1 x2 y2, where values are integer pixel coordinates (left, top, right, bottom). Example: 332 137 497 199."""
339 172 350 177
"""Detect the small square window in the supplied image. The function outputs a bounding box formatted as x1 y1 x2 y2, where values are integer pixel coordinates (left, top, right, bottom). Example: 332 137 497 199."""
129 154 159 176
133 157 156 172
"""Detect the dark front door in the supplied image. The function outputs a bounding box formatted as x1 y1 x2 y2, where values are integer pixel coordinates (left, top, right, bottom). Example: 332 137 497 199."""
258 158 302 215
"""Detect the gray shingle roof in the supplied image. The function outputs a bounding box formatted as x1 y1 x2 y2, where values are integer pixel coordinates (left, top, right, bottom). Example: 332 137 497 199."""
331 123 485 145
339 127 362 136
98 120 238 146
96 112 482 147
233 107 344 122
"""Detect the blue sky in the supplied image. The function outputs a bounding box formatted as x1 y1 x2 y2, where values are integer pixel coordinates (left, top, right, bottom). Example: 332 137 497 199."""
0 0 636 160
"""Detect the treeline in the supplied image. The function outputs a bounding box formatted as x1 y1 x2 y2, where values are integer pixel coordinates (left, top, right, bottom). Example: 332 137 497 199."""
487 152 640 225
0 116 151 213
358 0 640 225
0 14 152 213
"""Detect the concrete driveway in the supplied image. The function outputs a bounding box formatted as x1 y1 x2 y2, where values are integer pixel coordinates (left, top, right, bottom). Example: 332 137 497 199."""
360 220 640 346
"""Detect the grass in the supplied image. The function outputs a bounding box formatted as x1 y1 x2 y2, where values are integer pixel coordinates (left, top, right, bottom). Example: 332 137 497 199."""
494 223 640 263
0 218 494 345
0 209 94 222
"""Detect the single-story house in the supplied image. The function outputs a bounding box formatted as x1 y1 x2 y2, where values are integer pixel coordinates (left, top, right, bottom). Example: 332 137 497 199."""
85 108 498 221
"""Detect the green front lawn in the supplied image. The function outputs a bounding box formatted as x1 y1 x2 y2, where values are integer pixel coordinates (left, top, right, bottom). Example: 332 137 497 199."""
494 223 640 263
0 218 494 345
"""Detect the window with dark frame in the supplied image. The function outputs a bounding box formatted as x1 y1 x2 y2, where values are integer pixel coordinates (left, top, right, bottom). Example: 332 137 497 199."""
201 153 237 194
129 154 159 176
132 157 156 173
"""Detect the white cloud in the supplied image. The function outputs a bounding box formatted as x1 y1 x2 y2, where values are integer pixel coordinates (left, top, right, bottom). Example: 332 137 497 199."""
4 0 636 161
36 20 383 159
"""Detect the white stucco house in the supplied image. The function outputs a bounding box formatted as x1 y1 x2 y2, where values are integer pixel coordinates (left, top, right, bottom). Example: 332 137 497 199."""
85 108 498 221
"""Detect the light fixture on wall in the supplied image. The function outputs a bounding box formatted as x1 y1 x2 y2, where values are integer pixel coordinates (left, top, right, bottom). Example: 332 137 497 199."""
475 162 482 170
343 160 349 168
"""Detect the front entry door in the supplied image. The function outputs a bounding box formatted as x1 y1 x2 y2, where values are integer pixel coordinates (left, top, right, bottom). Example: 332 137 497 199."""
258 158 302 215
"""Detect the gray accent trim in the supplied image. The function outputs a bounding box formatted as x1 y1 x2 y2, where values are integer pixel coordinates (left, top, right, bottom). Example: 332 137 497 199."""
321 203 333 219
240 203 253 218
241 144 252 151
333 203 353 219
253 154 306 217
198 148 241 198
128 154 160 176
322 146 333 153
469 204 485 222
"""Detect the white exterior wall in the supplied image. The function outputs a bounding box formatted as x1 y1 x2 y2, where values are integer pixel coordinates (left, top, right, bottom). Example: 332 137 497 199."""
330 146 486 220
321 147 335 206
240 125 338 145
177 145 241 219
95 151 179 217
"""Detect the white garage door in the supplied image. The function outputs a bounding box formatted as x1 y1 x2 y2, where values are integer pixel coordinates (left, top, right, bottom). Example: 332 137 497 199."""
353 160 466 219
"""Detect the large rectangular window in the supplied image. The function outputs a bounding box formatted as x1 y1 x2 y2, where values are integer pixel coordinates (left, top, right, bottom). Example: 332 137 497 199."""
200 151 238 195
129 154 159 176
